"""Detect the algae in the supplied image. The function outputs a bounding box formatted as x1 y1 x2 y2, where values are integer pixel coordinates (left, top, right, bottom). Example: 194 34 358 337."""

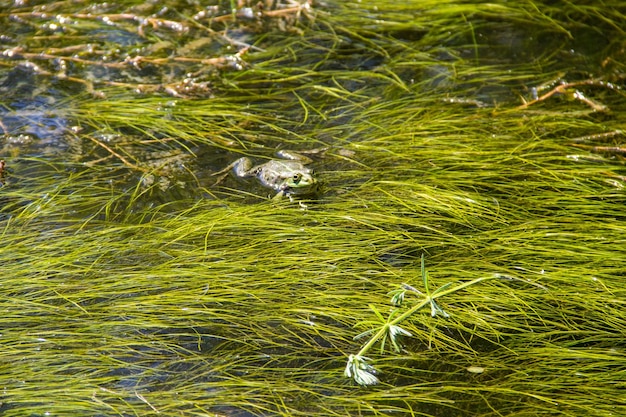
1 0 625 416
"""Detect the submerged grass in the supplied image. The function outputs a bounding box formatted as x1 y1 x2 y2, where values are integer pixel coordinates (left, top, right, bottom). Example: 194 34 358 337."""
2 0 626 416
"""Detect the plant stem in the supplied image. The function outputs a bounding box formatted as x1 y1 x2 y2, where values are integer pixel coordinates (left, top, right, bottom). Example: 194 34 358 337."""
356 275 497 357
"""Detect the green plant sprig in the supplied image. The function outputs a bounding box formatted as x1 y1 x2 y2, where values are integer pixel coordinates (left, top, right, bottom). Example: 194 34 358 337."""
345 255 500 386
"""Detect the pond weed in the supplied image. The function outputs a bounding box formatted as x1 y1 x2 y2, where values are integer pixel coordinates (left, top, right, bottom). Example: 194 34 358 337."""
1 1 626 416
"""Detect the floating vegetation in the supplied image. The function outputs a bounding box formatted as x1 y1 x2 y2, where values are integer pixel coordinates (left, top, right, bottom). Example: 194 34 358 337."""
346 255 511 386
1 0 626 416
0 0 314 97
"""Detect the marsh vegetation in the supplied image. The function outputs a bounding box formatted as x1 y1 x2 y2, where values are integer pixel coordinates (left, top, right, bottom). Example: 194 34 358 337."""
1 1 625 416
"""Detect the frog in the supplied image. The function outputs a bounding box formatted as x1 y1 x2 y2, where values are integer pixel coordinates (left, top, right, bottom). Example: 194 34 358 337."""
214 150 320 200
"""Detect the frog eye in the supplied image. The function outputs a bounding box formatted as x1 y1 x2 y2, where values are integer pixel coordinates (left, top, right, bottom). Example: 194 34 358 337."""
292 173 302 184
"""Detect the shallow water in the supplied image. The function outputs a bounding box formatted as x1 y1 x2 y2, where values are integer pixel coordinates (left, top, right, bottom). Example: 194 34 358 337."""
1 1 625 416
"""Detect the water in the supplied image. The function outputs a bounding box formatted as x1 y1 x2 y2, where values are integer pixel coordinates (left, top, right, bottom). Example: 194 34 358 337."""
1 1 625 416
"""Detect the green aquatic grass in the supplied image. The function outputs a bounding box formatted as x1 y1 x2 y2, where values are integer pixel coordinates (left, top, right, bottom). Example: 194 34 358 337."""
2 167 624 415
2 0 626 416
345 255 510 386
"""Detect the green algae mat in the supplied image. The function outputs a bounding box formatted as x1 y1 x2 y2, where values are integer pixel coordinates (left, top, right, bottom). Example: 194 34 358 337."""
1 1 625 416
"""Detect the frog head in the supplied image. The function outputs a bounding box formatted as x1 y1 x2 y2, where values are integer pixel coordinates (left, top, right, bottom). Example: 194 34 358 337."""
282 171 318 195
